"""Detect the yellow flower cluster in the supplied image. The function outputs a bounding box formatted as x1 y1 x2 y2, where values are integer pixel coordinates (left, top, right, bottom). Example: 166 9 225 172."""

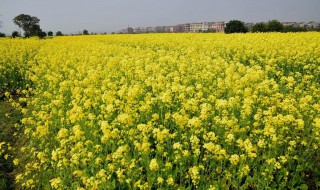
1 32 320 189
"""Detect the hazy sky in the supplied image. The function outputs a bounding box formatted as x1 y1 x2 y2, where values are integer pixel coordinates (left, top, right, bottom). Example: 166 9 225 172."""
0 0 319 34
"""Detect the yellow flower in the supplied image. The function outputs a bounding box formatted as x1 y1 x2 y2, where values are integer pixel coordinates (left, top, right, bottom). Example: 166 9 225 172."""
157 177 164 184
167 176 174 186
26 179 35 189
50 177 61 189
35 125 49 137
225 134 234 143
96 169 107 179
149 158 159 171
240 165 250 176
57 128 69 139
37 152 46 164
188 117 202 128
72 125 84 139
188 166 200 185
229 154 240 165
173 142 182 150
13 158 19 165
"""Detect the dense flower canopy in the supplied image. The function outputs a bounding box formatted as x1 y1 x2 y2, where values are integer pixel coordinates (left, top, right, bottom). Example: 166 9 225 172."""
0 33 319 189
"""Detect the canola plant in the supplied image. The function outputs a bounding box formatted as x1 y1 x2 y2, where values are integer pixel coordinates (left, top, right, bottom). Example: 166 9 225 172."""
0 33 320 189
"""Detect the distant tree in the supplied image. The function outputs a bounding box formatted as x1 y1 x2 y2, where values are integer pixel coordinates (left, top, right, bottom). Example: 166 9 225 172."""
203 28 216 33
12 31 20 38
267 20 284 32
209 28 216 33
37 30 47 39
225 20 248 34
0 32 5 37
252 22 268 32
13 14 43 37
282 25 307 33
56 31 63 36
47 31 53 36
83 29 89 35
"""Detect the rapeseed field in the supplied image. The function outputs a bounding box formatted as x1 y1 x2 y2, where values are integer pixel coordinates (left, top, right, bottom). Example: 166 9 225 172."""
0 33 319 189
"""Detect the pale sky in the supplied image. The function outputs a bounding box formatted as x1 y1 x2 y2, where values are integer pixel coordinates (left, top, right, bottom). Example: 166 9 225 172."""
0 0 319 34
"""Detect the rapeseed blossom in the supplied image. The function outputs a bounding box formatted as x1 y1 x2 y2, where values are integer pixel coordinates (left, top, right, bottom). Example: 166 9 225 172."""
149 158 159 171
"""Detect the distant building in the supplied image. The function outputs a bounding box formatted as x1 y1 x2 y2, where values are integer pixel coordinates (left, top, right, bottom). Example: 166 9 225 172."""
185 23 191 32
120 27 134 34
154 26 166 33
171 24 185 33
169 26 174 33
146 27 155 33
297 22 307 28
134 27 146 33
202 22 209 31
282 22 299 27
306 21 320 29
295 22 320 29
120 29 128 34
189 23 204 32
128 27 134 34
164 26 171 33
208 22 225 32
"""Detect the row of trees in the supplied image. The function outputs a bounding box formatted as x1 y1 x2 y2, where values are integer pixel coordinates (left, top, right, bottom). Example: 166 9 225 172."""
251 20 308 32
10 30 64 38
225 20 314 34
1 29 90 38
0 14 90 38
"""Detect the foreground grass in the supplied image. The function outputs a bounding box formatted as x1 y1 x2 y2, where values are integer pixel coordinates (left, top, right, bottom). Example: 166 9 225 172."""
0 100 20 190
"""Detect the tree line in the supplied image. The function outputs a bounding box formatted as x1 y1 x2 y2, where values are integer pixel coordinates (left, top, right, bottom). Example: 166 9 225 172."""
0 14 90 38
10 30 64 38
225 20 318 34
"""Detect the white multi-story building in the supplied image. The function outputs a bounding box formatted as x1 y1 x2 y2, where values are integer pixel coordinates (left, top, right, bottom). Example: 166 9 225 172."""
202 22 209 31
190 23 204 32
184 22 226 32
184 22 212 32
